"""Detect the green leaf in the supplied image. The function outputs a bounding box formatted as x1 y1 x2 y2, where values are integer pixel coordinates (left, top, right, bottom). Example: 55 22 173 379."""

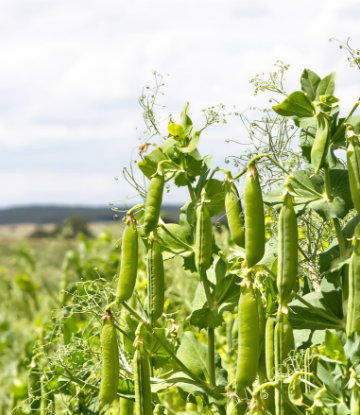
289 291 343 331
195 154 213 199
118 378 135 398
168 119 185 138
316 360 341 398
150 373 226 402
188 256 240 329
180 103 193 135
286 373 303 406
179 129 201 154
264 169 353 221
205 179 226 217
143 328 175 370
137 148 168 179
319 215 360 275
300 127 316 162
157 223 194 254
322 330 347 365
293 329 327 349
344 332 360 365
272 91 315 119
316 72 336 100
176 332 227 391
301 69 321 101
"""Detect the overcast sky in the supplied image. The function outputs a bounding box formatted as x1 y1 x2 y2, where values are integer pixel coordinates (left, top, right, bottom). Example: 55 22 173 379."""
1 0 360 209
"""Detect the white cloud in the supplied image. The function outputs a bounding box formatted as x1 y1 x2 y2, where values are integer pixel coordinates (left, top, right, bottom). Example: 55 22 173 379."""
1 0 360 207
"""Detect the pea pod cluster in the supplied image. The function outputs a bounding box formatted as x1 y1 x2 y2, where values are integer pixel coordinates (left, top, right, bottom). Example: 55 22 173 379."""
277 192 298 306
195 189 212 276
143 171 165 235
243 162 265 268
134 342 152 415
225 181 245 248
235 282 259 393
347 128 360 215
116 215 138 305
346 224 360 336
147 239 165 324
99 311 119 413
311 112 330 175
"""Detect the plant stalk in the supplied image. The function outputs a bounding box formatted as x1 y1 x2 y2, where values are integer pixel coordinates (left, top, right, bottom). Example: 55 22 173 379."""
208 328 216 388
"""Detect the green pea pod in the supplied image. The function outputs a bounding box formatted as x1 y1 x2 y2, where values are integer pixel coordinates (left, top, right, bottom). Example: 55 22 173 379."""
311 112 329 175
147 240 165 323
225 182 245 248
275 313 295 415
195 191 212 276
277 193 298 306
265 318 275 381
99 311 119 412
28 358 42 413
144 172 164 234
347 134 360 215
346 224 360 336
351 385 360 415
134 343 152 415
235 283 259 392
244 163 265 268
120 397 134 415
116 216 138 305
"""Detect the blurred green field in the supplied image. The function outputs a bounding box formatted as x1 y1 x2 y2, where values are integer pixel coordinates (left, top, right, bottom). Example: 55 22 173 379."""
0 220 232 414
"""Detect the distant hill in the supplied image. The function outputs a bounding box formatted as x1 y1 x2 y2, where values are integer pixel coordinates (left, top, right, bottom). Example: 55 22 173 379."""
0 205 182 225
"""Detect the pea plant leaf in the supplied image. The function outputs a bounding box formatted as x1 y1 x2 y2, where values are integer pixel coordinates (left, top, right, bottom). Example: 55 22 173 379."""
344 332 360 365
175 331 227 402
288 286 343 331
300 127 316 162
315 72 336 100
180 103 194 135
137 148 169 179
188 256 240 329
157 223 194 255
168 118 185 139
320 330 347 365
263 169 353 221
272 91 315 119
319 214 360 276
300 69 321 101
151 373 226 402
206 179 226 217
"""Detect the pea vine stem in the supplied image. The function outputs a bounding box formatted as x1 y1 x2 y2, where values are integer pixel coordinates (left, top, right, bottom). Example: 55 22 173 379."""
208 328 216 388
121 301 207 386
199 272 217 390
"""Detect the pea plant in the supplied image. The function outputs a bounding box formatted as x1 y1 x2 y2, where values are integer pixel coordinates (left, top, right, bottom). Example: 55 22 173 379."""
21 39 360 415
